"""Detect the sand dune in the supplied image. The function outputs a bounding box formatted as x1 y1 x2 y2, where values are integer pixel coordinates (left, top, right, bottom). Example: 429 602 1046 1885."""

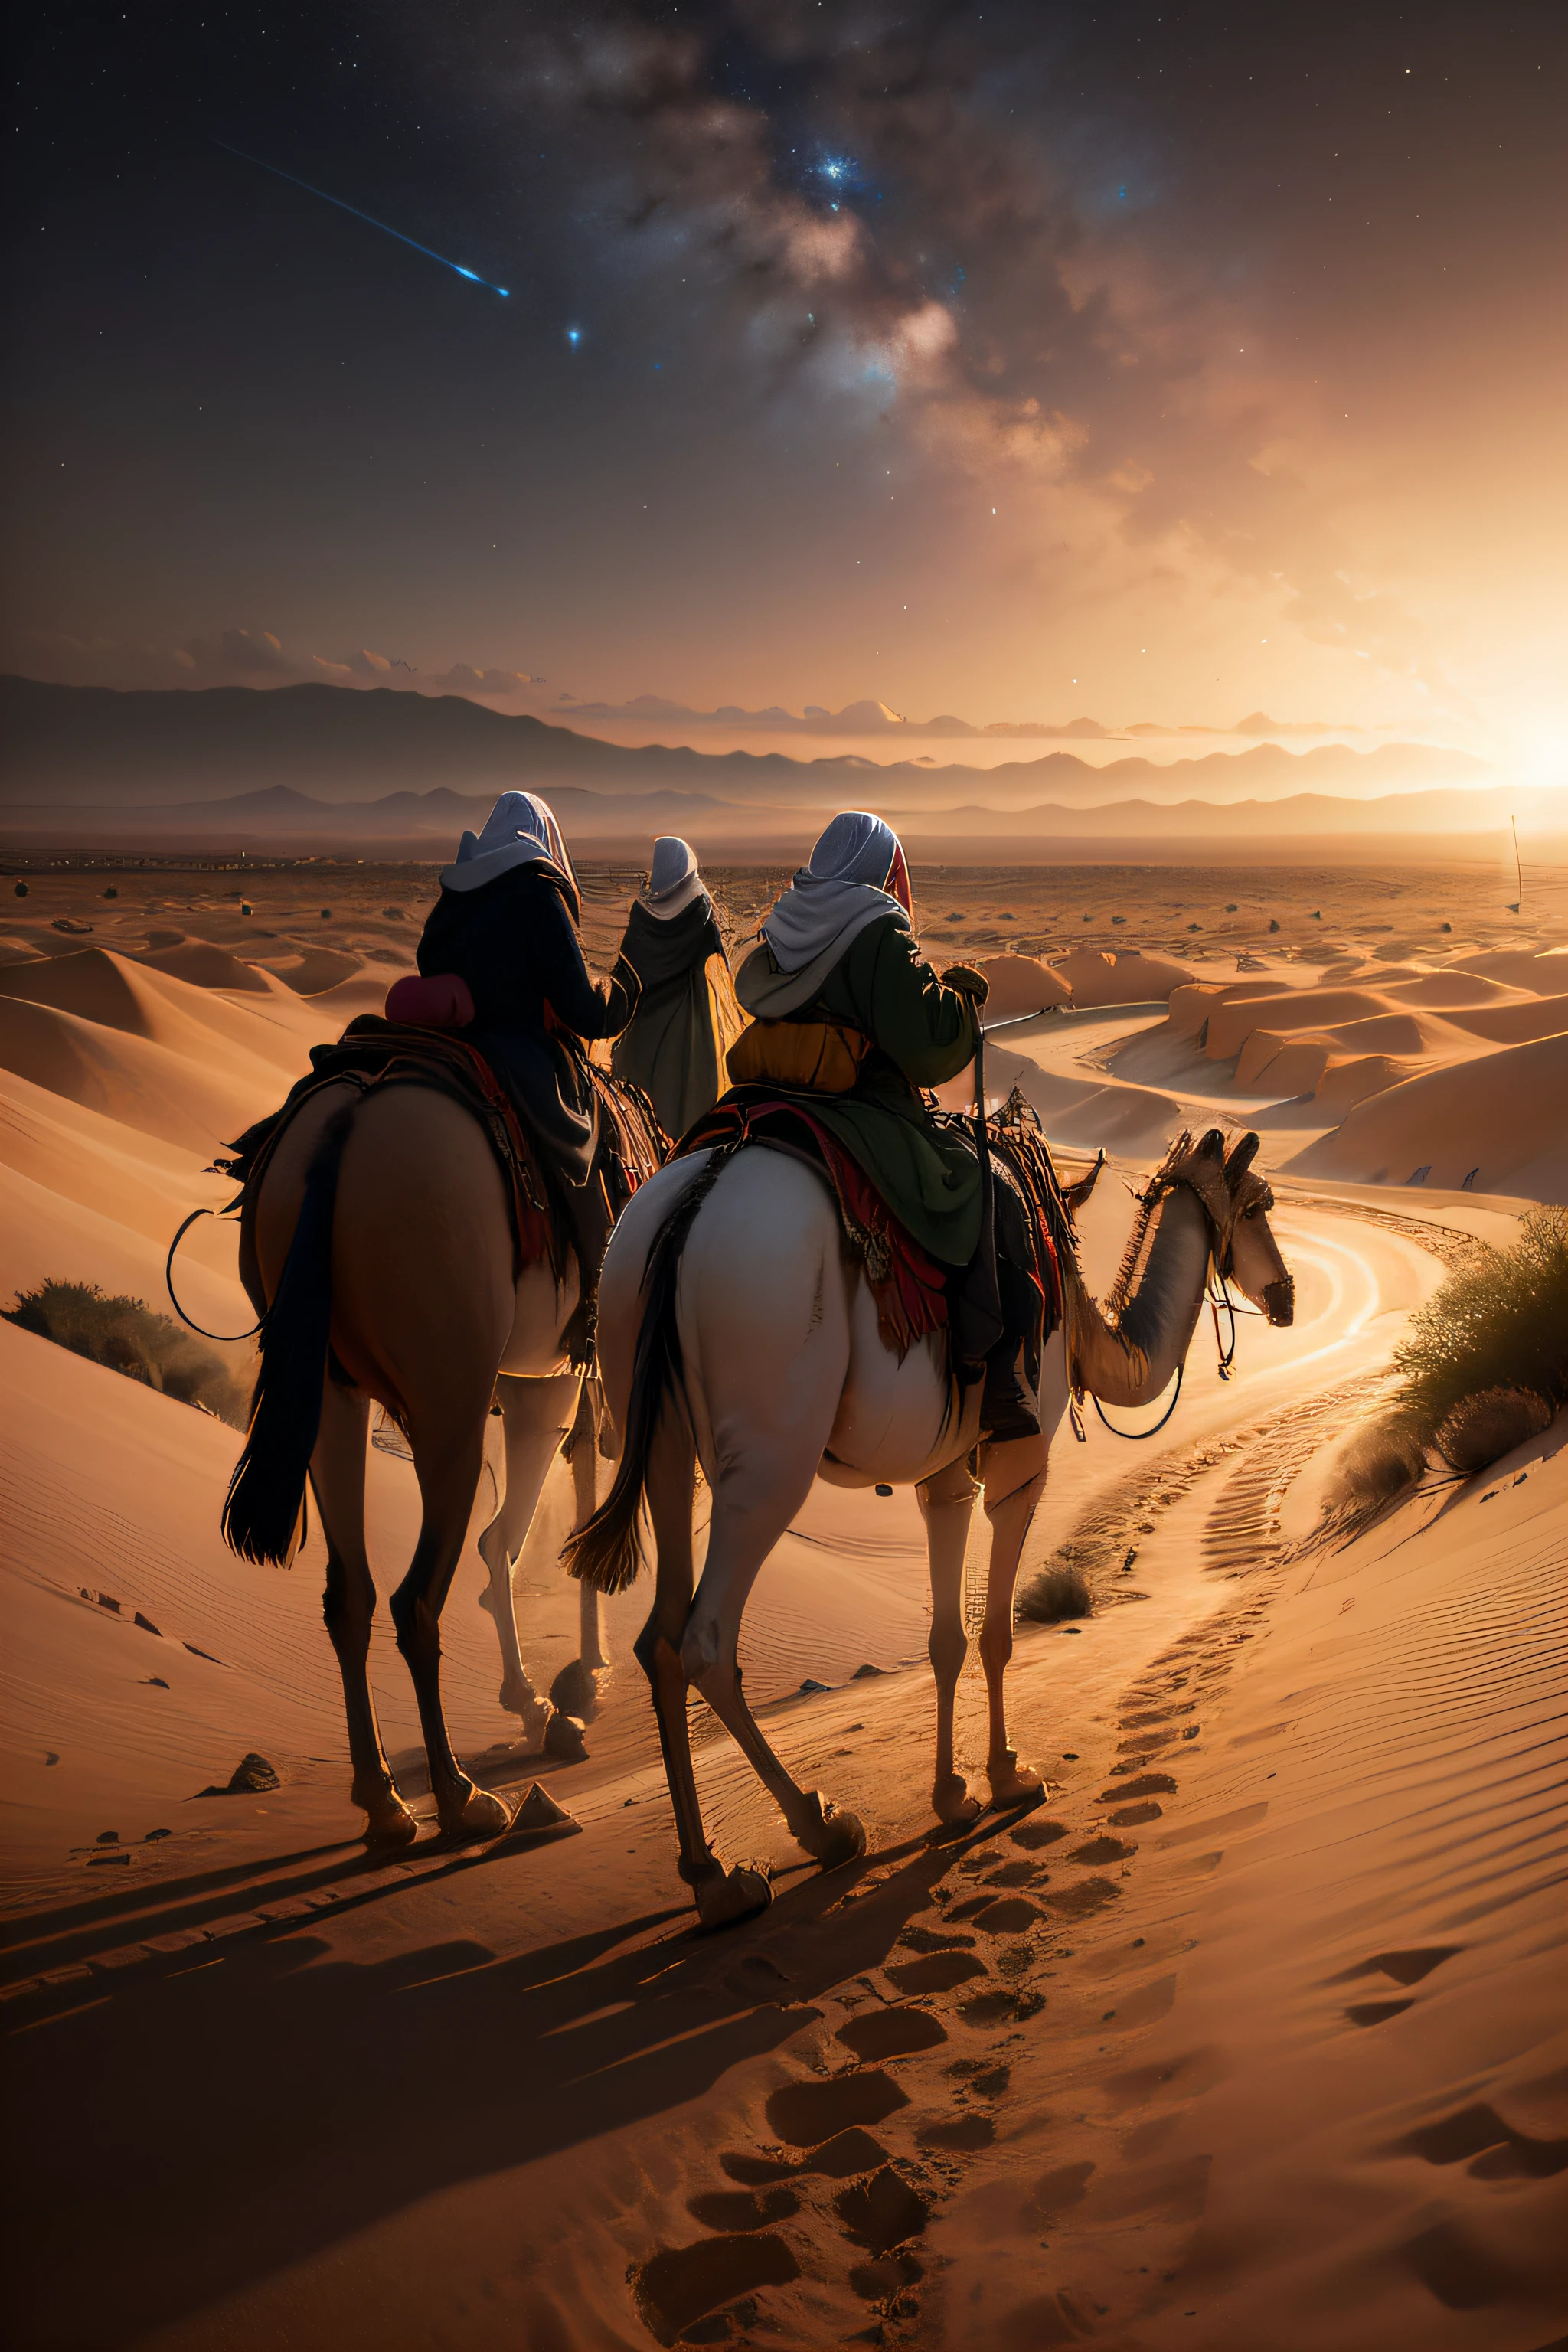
1049 946 1195 1006
135 941 276 993
0 947 320 1074
974 954 1072 1018
1449 946 1568 991
1439 991 1568 1044
1291 1030 1568 1197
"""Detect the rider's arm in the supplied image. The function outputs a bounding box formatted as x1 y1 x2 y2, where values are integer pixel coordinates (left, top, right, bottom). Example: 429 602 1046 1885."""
532 885 641 1039
838 919 983 1087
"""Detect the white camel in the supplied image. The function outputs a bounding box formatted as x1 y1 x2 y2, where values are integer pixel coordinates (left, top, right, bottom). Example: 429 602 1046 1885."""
570 1125 1292 1928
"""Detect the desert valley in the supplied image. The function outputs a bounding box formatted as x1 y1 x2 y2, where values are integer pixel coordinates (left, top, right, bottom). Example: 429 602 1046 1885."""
1 821 1563 2349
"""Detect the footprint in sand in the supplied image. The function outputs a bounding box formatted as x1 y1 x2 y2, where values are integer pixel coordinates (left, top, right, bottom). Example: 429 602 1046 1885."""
1010 1818 1070 1852
887 1949 988 1997
764 2069 911 2148
1381 2101 1568 2179
836 2006 948 2063
632 2232 799 2347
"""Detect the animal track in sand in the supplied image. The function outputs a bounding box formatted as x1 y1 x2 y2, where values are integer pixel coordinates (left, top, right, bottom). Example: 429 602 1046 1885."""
1068 1837 1137 1865
764 2068 911 2147
719 2128 890 2186
834 2164 931 2253
1010 1818 1070 1851
837 2006 948 2062
887 1949 988 1996
632 2231 799 2347
1381 2101 1568 2179
686 2185 801 2231
1331 1945 1461 1987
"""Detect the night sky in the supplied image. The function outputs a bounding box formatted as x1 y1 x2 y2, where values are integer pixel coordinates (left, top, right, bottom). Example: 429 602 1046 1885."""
5 2 1565 766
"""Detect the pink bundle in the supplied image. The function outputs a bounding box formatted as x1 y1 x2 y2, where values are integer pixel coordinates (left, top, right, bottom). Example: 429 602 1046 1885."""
384 972 476 1030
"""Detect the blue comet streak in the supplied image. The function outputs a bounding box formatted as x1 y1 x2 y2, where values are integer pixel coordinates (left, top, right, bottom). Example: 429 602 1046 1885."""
213 141 509 296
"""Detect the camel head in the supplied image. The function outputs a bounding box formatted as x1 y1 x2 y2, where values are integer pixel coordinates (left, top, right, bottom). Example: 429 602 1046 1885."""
1220 1131 1294 1326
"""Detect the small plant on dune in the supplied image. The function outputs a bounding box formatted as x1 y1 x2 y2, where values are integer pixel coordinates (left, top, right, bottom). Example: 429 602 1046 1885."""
1017 1555 1095 1625
1392 1208 1568 1438
2 1280 250 1428
1325 1208 1567 1515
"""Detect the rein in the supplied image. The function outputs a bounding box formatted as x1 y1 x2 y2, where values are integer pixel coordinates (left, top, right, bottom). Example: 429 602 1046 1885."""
165 1207 263 1343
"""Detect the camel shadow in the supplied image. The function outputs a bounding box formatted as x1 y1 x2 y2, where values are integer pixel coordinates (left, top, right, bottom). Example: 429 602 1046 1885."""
1 1808 1022 2346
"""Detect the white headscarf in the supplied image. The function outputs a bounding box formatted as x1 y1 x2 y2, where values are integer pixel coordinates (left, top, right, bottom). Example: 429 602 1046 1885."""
739 810 911 1016
639 835 705 922
440 790 580 909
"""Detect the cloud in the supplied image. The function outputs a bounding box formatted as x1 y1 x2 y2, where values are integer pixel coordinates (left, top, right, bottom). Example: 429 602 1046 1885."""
422 663 544 694
422 2 1449 693
185 627 290 675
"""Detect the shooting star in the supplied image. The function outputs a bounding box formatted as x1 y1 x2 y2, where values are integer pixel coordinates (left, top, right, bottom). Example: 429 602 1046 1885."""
214 140 509 297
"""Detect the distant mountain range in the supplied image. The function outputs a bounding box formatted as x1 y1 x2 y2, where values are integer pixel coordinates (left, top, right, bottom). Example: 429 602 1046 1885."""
0 675 1493 814
5 776 1564 865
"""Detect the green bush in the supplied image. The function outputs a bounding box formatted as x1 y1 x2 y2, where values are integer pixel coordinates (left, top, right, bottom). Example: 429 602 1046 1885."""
1392 1207 1568 1438
1326 1209 1566 1514
2 1280 250 1428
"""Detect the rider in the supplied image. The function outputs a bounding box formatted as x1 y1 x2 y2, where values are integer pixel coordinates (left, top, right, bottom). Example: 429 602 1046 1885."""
733 809 1040 1442
610 836 734 1140
415 789 639 1183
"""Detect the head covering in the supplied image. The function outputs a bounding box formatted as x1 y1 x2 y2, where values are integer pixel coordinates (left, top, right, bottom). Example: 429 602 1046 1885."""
639 835 705 922
737 810 912 1017
439 790 580 913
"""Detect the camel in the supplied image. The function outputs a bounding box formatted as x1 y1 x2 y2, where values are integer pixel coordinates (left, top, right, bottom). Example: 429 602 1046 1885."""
225 1080 620 1846
570 1125 1293 1929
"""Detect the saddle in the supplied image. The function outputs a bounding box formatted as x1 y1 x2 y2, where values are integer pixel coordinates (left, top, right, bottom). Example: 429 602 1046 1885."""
675 1083 1073 1373
214 1019 665 1357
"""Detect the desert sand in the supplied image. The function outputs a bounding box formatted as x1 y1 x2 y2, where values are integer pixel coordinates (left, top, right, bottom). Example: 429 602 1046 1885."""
0 853 1564 2350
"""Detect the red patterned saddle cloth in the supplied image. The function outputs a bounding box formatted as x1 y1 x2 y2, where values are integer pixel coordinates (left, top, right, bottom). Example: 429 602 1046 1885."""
215 1020 665 1282
676 1093 949 1354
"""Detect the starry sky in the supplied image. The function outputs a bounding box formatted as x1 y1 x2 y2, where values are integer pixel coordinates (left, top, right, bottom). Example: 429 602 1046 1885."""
5 1 1565 770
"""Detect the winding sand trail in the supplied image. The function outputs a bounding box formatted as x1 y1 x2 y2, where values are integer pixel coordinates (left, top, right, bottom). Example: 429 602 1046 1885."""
8 1189 1558 2352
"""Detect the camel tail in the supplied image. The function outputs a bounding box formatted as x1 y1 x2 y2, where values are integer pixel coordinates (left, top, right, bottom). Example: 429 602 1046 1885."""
222 1104 357 1568
566 1143 735 1596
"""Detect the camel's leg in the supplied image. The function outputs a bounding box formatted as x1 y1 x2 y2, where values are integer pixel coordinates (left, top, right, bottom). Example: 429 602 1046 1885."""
571 1382 607 1672
390 1399 512 1840
632 1413 771 1930
684 1476 867 1873
977 1433 1050 1807
311 1383 418 1847
478 1371 579 1735
918 1453 983 1825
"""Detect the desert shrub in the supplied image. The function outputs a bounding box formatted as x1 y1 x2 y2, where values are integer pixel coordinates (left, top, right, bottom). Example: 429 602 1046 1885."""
1323 1413 1427 1513
2 1280 250 1428
1432 1387 1553 1474
1392 1208 1568 1441
1322 1210 1567 1513
1017 1557 1095 1624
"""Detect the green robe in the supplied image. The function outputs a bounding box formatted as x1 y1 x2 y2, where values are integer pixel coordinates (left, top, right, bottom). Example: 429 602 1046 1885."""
736 915 985 1266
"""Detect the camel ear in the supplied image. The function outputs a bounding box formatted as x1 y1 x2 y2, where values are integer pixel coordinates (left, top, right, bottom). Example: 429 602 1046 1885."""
1197 1128 1226 1161
1224 1132 1260 1185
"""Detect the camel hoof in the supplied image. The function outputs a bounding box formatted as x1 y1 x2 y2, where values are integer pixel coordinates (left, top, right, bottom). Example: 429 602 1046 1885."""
988 1753 1045 1808
361 1801 420 1849
437 1782 513 1841
548 1657 602 1721
498 1681 552 1743
694 1864 773 1932
543 1708 589 1762
932 1772 985 1826
798 1801 867 1870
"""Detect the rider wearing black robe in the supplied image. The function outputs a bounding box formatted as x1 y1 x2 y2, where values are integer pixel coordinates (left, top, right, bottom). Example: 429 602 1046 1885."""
416 850 638 1182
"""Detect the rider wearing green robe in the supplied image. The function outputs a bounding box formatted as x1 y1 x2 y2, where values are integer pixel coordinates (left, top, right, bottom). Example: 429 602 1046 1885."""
737 909 985 1269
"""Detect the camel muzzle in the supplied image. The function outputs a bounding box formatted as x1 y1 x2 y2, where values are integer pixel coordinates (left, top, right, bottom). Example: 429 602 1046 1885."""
1262 1275 1295 1328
